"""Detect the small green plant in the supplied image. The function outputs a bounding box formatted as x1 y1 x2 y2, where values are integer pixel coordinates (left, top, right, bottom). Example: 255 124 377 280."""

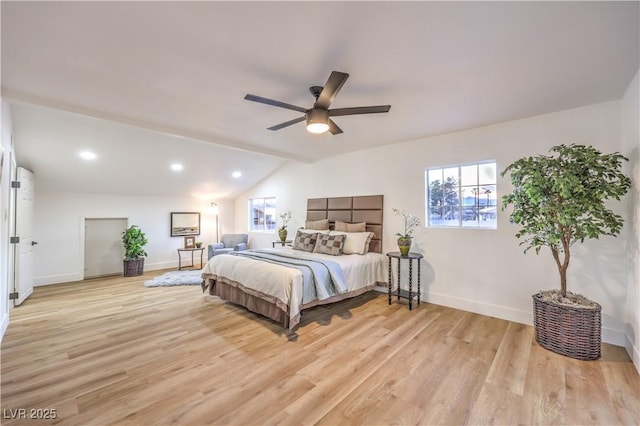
501 144 630 297
122 225 148 260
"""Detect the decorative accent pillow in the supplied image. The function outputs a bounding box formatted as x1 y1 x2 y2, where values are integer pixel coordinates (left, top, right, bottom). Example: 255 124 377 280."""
313 233 346 256
335 220 366 232
305 219 330 230
298 228 330 235
292 230 318 252
330 231 374 255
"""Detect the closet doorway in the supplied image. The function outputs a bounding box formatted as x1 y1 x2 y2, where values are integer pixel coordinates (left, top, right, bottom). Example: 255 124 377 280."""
84 218 127 279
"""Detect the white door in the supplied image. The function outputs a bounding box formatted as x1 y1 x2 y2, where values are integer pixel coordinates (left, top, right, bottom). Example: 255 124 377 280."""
84 218 126 279
13 167 35 306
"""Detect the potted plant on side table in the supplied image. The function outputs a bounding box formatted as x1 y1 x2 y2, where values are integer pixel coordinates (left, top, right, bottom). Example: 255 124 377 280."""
122 225 148 277
393 208 421 256
278 211 291 242
501 144 630 360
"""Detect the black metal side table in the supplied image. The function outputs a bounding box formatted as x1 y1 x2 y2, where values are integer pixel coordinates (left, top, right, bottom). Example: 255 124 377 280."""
386 252 423 310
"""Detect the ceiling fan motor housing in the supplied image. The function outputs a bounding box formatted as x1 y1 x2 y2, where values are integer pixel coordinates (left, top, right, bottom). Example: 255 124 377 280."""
306 108 329 133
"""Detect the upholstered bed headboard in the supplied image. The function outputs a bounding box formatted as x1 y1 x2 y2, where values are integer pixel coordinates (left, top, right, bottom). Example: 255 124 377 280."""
306 195 384 253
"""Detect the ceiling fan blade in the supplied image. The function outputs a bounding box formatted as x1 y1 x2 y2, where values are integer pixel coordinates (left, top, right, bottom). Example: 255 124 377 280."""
315 71 349 110
244 94 307 113
267 116 306 131
329 105 391 117
328 119 343 135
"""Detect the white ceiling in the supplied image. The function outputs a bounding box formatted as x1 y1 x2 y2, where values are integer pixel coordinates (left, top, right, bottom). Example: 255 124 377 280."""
2 1 638 198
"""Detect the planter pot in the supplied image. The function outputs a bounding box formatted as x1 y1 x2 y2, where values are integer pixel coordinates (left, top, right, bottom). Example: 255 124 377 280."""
278 228 288 242
532 292 601 360
397 236 412 256
123 258 145 277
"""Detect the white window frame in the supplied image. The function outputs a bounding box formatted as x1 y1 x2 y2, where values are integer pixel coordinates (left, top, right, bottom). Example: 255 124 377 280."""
249 197 277 232
425 160 497 229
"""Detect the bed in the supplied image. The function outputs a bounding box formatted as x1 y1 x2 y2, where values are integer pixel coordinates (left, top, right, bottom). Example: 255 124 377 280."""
201 195 386 330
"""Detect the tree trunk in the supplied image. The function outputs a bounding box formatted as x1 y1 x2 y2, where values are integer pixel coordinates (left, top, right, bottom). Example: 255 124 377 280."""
550 246 569 297
559 263 568 297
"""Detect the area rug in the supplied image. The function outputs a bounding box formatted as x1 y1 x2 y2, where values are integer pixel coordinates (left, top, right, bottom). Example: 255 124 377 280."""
144 270 204 287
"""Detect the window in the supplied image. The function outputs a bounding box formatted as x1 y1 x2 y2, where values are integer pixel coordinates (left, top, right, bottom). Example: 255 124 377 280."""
425 161 497 229
249 197 277 232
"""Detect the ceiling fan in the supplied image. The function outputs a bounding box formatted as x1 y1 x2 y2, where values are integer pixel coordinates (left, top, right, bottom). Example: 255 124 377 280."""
244 71 391 135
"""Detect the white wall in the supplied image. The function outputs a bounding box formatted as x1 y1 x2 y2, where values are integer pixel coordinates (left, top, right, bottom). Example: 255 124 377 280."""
33 191 235 285
622 68 640 370
1 100 14 340
236 100 630 346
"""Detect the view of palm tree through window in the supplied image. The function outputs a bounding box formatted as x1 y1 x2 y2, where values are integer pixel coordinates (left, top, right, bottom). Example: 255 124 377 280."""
426 162 497 228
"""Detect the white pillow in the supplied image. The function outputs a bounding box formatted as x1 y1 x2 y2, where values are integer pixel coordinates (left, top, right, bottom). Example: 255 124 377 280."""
330 231 373 255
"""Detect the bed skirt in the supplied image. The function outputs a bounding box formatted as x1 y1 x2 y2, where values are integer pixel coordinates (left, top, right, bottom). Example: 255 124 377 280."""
203 276 290 327
202 275 379 330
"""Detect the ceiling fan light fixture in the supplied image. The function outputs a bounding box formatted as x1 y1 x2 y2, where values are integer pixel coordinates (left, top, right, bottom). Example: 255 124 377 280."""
306 109 329 134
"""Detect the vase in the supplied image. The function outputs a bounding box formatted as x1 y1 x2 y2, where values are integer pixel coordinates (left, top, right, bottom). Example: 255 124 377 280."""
278 228 288 242
397 236 411 256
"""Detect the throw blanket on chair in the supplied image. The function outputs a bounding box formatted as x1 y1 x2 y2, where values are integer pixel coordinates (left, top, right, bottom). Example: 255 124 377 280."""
228 250 348 303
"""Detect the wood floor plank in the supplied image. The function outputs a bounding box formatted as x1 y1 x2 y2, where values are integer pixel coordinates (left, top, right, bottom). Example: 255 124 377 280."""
485 321 533 396
1 270 638 425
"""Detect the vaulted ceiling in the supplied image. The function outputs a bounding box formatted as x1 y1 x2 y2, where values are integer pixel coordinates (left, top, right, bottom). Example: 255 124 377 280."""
2 1 638 198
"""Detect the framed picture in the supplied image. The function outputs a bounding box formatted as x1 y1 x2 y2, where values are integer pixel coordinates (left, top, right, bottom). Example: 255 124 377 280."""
170 212 201 237
184 236 196 249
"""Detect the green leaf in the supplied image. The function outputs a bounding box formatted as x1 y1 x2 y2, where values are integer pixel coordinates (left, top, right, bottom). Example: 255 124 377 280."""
501 144 630 291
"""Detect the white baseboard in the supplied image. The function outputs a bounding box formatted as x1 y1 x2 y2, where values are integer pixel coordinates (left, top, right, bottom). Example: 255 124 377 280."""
626 333 640 374
35 272 83 286
376 288 627 347
0 312 8 343
145 261 180 271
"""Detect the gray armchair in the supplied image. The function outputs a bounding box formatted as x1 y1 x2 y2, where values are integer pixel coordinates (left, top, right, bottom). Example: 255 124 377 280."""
208 233 249 259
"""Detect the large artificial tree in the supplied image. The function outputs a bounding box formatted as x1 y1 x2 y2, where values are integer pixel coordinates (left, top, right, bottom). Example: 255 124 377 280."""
501 144 630 360
501 144 630 298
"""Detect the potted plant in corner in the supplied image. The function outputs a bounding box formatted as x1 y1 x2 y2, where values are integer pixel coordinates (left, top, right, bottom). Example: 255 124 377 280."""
122 225 148 277
501 144 630 360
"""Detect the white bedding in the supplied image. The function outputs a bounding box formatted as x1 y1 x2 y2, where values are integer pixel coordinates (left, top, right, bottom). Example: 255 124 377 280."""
202 247 386 328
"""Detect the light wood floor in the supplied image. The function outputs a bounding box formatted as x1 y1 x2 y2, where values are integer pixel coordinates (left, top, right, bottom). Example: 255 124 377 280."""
1 270 638 425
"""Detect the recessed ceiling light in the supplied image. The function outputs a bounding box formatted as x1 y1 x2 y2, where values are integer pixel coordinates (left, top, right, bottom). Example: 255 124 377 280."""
79 151 97 160
232 171 242 178
171 163 183 172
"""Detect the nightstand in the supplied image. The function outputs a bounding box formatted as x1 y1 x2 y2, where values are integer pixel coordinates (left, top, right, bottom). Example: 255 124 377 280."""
272 240 292 248
386 252 423 310
177 248 205 270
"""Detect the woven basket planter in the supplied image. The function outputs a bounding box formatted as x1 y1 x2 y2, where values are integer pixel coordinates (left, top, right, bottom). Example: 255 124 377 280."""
532 293 601 360
123 258 145 277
